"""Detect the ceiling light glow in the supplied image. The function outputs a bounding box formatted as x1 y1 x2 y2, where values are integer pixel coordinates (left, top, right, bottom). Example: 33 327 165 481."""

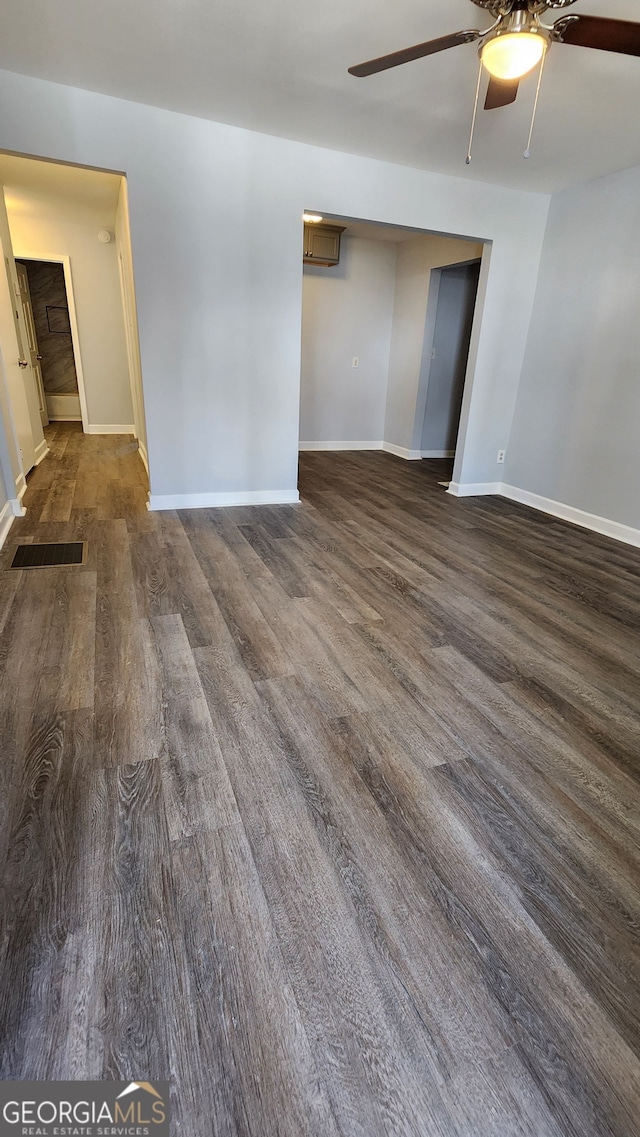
481 32 546 81
303 212 323 223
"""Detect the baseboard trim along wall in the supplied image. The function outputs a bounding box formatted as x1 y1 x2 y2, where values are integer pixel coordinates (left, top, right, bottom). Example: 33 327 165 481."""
138 441 149 476
298 441 423 460
1 484 30 547
500 483 640 549
86 424 136 435
299 441 384 451
421 449 455 459
382 441 422 461
448 480 640 548
0 499 14 550
34 441 49 466
46 393 82 421
447 481 502 497
148 489 301 511
11 476 27 517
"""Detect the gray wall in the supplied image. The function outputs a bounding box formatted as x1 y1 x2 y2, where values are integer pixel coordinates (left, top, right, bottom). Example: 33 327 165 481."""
506 163 640 530
0 68 550 504
300 236 397 444
421 261 480 454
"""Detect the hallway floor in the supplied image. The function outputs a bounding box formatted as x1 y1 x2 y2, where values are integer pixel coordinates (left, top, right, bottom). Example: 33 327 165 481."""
0 425 639 1136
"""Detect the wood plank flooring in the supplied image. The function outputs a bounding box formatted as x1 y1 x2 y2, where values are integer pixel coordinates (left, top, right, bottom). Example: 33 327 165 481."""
1 422 639 1136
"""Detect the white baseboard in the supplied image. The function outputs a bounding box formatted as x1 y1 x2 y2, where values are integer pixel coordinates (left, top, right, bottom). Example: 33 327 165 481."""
86 424 135 435
500 483 640 548
46 394 81 420
34 440 49 465
382 442 422 461
299 440 383 451
299 440 436 462
148 488 300 511
445 479 640 549
0 500 15 549
138 441 149 476
9 477 26 516
10 474 28 521
447 481 502 497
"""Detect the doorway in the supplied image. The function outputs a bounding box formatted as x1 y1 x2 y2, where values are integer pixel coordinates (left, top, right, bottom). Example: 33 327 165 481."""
419 260 481 460
298 213 486 483
0 150 150 512
15 259 84 425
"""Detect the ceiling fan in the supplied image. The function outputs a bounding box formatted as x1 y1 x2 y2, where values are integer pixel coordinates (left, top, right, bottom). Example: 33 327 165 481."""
348 1 640 159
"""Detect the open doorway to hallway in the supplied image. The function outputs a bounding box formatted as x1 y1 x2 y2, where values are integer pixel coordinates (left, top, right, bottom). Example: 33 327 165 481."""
298 213 486 492
0 151 149 518
16 258 82 425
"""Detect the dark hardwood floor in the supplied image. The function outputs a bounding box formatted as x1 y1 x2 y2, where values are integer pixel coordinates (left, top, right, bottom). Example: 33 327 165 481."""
1 422 639 1135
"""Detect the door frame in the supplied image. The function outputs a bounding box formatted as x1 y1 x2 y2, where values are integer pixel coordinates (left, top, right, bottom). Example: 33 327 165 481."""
12 252 89 433
117 244 146 469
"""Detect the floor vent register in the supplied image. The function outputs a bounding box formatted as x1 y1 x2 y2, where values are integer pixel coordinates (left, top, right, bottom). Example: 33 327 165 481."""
9 542 86 569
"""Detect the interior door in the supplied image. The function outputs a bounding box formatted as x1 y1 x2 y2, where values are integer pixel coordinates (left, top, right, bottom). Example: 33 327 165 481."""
0 181 44 474
16 262 48 427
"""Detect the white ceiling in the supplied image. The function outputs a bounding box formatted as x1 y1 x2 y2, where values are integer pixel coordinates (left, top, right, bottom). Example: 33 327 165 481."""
0 153 122 215
1 0 639 193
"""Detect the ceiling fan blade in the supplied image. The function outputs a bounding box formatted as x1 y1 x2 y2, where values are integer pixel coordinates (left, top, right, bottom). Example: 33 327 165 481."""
555 15 640 56
484 76 519 110
348 30 481 77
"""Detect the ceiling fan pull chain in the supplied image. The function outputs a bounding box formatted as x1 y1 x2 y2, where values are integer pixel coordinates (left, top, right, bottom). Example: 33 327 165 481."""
466 57 484 164
523 47 547 158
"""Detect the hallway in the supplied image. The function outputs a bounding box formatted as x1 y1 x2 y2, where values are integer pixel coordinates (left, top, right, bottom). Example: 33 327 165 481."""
18 421 148 522
0 427 639 1136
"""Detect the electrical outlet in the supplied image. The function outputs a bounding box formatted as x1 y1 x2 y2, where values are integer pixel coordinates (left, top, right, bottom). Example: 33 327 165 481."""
497 449 506 464
352 356 359 369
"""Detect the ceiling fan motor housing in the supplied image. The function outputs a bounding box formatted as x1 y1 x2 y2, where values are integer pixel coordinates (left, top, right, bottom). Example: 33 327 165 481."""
470 0 579 12
479 2 552 79
487 5 544 37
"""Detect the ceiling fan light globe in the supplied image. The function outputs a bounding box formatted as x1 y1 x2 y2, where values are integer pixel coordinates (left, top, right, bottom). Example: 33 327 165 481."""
481 32 546 80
